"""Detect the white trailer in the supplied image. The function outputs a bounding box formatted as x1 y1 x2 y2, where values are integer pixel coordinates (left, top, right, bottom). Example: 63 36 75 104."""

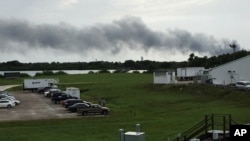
177 67 204 80
66 87 80 99
23 78 59 91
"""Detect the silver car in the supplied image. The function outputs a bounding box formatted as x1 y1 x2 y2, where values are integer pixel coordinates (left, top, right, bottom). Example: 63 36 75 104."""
0 99 15 108
236 81 250 90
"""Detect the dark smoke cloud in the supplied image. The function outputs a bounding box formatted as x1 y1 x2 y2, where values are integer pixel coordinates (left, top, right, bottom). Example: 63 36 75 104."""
0 17 237 56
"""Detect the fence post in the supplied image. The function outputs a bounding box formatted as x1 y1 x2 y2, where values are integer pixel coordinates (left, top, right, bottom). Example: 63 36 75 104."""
229 114 232 125
205 115 208 135
223 116 226 139
211 114 214 131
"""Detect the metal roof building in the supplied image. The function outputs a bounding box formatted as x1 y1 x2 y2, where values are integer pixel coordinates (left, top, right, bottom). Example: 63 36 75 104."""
208 55 250 85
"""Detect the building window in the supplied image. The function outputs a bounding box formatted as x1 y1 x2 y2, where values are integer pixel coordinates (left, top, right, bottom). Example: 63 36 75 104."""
155 72 166 77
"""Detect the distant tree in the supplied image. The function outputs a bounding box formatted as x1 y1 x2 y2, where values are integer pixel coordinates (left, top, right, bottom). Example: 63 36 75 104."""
124 60 137 69
188 53 195 62
0 50 249 71
35 70 54 76
99 69 110 73
54 71 67 75
20 73 30 77
132 70 140 74
88 71 95 74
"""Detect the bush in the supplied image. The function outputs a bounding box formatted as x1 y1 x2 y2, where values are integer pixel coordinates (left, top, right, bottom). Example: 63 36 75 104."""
113 69 128 73
132 70 140 74
20 73 30 77
88 71 95 74
98 69 110 73
35 70 54 76
54 71 67 75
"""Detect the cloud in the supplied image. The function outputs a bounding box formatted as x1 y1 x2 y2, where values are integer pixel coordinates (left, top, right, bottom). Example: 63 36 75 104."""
0 16 237 58
59 0 79 9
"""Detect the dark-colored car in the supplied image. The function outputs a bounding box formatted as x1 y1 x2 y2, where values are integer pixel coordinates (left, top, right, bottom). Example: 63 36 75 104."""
64 99 83 108
51 92 65 103
44 88 61 98
37 85 58 94
51 92 64 98
68 102 91 112
52 94 77 104
77 104 109 116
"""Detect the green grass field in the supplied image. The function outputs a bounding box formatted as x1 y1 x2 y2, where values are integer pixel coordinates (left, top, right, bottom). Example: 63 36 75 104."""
1 73 250 141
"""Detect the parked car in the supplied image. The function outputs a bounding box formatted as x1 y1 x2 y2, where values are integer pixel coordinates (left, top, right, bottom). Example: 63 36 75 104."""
52 93 78 104
236 81 250 90
50 92 64 99
0 94 15 100
68 102 91 112
77 104 109 116
0 91 15 99
2 98 20 105
0 99 16 108
12 99 21 105
64 99 84 108
44 88 61 98
37 85 58 94
0 94 21 105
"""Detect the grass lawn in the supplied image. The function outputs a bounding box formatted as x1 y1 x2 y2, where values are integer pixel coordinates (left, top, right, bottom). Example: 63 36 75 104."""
0 73 250 141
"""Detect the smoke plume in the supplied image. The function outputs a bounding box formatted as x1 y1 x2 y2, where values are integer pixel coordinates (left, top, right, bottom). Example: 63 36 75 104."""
0 16 237 57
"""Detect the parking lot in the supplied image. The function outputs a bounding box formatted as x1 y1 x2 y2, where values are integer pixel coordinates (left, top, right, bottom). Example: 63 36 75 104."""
0 91 80 121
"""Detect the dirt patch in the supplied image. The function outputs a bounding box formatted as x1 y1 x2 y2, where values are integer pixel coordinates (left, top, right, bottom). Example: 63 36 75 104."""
0 91 80 121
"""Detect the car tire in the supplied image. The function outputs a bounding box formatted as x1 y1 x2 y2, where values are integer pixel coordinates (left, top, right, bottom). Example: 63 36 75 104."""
82 111 88 116
7 105 11 108
102 110 108 115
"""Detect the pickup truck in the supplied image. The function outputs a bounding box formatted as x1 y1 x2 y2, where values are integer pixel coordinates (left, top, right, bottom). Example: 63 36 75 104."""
77 104 109 116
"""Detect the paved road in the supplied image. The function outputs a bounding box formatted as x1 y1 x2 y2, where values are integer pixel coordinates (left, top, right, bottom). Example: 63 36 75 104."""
0 85 20 91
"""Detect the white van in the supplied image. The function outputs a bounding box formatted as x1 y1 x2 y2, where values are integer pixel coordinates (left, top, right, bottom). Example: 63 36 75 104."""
235 81 250 90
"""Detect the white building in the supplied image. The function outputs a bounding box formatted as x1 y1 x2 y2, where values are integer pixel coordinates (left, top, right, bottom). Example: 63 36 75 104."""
208 55 250 85
177 67 204 81
153 69 176 84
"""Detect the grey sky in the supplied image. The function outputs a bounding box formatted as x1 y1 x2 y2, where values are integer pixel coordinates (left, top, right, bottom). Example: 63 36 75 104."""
0 0 249 62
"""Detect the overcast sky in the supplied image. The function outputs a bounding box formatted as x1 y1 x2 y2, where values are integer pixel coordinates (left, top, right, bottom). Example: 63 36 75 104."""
0 0 249 63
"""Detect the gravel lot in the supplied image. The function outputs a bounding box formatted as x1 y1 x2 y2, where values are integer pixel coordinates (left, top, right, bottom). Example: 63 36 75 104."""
0 90 80 121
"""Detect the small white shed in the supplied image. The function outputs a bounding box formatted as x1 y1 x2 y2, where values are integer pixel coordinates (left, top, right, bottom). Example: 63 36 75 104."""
153 69 176 84
208 55 250 85
66 87 80 99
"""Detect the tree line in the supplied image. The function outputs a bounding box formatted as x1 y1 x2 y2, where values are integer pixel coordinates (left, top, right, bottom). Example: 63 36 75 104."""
0 50 249 72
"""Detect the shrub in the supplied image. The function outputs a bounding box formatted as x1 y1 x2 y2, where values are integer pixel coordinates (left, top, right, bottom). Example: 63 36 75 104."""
20 73 30 77
35 70 54 76
132 70 140 73
54 71 67 75
98 69 110 73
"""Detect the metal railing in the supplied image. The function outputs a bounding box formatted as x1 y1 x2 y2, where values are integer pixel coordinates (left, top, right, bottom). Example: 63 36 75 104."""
173 114 233 141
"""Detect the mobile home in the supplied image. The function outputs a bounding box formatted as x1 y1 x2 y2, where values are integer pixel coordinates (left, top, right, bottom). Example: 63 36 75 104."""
177 67 204 81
